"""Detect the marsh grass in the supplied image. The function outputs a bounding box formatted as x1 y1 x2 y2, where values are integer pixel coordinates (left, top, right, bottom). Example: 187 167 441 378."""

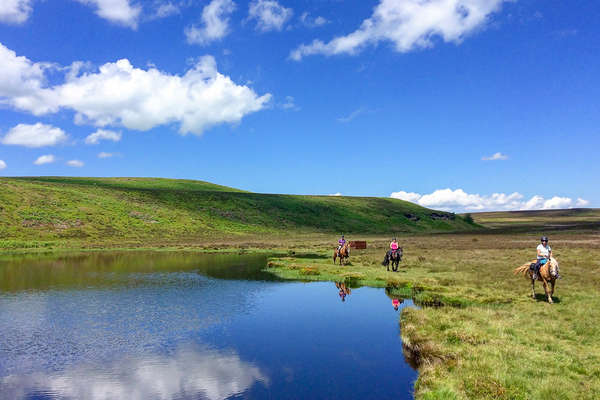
266 233 600 399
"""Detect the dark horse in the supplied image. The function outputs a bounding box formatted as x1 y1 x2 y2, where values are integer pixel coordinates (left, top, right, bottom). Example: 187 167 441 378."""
382 248 403 271
333 242 350 265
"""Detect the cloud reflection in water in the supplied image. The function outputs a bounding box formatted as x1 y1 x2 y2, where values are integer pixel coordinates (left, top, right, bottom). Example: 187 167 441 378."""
1 345 269 400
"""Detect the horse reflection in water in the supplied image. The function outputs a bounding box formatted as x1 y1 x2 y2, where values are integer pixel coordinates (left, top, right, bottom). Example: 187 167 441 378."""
385 287 404 311
335 282 352 302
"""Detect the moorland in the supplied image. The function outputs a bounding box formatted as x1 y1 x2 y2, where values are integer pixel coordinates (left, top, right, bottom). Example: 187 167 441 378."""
1 176 598 399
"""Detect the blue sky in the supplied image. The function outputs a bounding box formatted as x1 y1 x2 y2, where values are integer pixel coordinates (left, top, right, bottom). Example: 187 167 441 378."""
0 0 598 211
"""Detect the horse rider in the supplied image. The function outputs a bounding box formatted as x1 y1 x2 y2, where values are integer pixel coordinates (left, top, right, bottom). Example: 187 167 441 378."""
389 237 399 257
337 234 346 256
531 236 553 280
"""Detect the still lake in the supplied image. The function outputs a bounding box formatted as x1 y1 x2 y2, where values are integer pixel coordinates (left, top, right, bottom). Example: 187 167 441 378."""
0 252 416 400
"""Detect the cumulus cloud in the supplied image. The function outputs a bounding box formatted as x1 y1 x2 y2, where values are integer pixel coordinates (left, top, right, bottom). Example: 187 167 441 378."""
290 0 506 60
75 0 141 28
328 192 342 196
1 123 67 147
34 154 56 165
185 0 236 45
299 12 328 28
248 0 292 32
390 188 590 212
67 159 84 167
85 129 122 144
0 0 32 24
0 160 6 170
0 42 271 135
0 43 59 115
576 198 590 207
482 152 508 160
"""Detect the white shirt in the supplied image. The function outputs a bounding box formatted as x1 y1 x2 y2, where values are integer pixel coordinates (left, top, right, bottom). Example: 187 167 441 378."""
537 244 551 259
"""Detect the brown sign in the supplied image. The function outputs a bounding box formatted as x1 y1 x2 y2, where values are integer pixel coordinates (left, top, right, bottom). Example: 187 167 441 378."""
350 241 367 249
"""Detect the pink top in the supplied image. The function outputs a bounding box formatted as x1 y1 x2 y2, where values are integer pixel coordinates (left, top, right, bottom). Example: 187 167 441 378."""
390 242 398 250
392 299 400 306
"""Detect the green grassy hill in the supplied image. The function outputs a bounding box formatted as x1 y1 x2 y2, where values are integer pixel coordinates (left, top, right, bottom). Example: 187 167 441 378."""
0 177 476 248
468 208 600 232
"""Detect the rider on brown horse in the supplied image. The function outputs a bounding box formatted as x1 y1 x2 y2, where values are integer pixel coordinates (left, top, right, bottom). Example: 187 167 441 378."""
530 236 560 280
337 234 346 257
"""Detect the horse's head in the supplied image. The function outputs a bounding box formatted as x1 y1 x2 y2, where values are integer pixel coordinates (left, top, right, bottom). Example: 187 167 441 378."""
548 257 560 279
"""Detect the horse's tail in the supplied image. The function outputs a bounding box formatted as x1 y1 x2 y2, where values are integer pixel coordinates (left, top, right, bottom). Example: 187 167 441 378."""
513 263 531 277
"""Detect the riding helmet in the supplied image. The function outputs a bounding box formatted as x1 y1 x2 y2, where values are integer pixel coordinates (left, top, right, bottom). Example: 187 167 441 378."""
541 236 549 242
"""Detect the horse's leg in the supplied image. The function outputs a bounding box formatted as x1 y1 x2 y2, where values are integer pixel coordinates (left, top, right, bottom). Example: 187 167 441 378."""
550 280 555 297
542 280 553 303
530 278 535 299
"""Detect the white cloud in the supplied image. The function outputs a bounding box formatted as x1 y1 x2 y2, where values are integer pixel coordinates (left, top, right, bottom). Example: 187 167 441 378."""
0 160 6 170
390 188 590 212
154 2 179 18
390 190 422 203
299 12 328 28
98 152 119 158
328 192 342 196
67 159 84 167
541 196 573 210
290 0 506 60
0 43 59 115
0 42 271 135
75 0 141 28
576 198 590 207
337 107 366 123
280 95 299 111
248 0 292 32
34 154 56 165
85 129 122 144
185 0 236 45
1 123 67 148
482 152 508 160
0 0 32 24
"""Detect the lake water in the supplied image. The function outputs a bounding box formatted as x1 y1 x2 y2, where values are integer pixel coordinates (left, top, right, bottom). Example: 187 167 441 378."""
0 252 417 400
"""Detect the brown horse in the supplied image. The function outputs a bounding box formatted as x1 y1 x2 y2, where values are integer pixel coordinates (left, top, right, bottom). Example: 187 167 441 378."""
333 242 350 265
513 257 560 303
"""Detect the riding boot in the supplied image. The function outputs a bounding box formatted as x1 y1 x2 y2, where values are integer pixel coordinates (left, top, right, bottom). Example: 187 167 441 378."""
529 263 536 280
532 261 542 280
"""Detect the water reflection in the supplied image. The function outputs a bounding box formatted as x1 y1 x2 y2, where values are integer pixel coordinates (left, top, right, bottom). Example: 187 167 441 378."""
335 282 352 302
1 345 269 400
0 252 278 292
0 253 418 399
385 288 405 311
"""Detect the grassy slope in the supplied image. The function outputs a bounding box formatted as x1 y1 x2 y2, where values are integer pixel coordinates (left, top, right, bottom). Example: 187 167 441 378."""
266 231 600 399
468 209 600 231
0 177 475 249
